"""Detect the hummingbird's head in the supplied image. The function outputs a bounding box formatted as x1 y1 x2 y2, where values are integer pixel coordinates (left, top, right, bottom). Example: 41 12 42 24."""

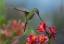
33 8 43 22
33 8 39 15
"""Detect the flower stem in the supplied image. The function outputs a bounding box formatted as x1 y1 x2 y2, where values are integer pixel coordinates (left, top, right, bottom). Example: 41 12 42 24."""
48 38 50 44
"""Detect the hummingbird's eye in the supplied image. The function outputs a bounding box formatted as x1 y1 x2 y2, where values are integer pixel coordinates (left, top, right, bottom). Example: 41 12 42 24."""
34 8 39 15
36 11 39 15
34 10 37 13
34 11 37 13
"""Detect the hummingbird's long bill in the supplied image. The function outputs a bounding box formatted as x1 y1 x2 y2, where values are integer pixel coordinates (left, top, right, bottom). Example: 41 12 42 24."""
24 21 28 32
38 15 43 22
38 15 49 28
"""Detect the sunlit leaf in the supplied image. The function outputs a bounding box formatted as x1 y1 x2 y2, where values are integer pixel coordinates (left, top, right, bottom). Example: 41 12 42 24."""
0 0 6 27
0 41 4 44
0 16 6 27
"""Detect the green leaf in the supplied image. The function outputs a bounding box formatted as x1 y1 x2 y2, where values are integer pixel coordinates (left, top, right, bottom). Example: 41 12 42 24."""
0 33 2 40
0 16 6 27
4 37 13 44
0 0 6 27
13 30 18 36
0 34 6 40
0 41 4 44
0 0 6 16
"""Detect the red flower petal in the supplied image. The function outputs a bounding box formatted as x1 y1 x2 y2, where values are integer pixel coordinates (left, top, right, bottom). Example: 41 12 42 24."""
37 22 46 32
49 26 57 36
28 34 37 42
26 38 32 44
37 34 48 43
49 26 57 40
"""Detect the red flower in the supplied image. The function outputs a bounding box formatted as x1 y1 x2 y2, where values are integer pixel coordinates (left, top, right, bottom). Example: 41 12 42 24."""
28 34 36 42
0 29 12 37
49 26 57 40
26 38 32 44
0 20 28 44
3 20 28 36
11 20 28 36
26 34 37 44
37 34 48 44
10 20 27 31
37 22 46 32
26 34 48 44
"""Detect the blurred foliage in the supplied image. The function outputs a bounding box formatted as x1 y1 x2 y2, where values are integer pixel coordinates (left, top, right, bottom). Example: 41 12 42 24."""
0 0 6 27
0 16 6 27
5 37 13 44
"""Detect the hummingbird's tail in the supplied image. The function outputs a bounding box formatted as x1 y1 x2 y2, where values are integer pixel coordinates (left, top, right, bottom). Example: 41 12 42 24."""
38 15 43 22
24 21 28 32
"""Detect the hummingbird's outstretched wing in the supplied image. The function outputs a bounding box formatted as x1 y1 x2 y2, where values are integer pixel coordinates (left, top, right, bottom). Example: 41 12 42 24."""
10 7 29 17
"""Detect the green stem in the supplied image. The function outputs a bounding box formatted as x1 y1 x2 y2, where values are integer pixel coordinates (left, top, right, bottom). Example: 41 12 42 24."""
48 38 50 44
45 30 51 44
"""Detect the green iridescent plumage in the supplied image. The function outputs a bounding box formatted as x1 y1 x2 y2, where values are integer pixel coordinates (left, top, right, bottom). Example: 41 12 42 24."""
25 9 34 21
10 7 43 32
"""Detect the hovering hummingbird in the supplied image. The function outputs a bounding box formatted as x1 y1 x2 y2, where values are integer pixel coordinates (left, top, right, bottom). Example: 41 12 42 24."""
10 7 43 32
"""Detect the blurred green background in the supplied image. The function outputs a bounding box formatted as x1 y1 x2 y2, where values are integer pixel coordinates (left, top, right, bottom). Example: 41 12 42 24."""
0 0 64 44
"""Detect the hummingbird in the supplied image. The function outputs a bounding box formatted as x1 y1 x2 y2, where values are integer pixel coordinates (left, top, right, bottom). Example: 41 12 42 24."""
10 7 43 32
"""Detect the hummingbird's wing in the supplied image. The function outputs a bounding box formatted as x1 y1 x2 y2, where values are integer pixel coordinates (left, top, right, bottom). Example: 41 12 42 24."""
10 7 29 17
